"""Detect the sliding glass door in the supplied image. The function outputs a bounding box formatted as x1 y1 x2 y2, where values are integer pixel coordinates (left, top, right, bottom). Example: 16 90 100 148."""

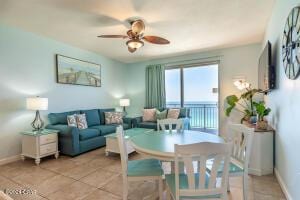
165 63 219 133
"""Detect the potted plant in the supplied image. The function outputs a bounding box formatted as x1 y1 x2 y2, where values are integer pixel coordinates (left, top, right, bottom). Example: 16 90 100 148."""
253 101 271 130
225 88 261 123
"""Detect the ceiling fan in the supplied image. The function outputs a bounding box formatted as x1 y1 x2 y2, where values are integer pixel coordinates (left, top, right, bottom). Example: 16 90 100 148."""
97 19 170 53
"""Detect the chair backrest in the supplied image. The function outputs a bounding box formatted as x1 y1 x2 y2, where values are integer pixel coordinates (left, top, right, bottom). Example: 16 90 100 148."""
226 123 254 172
157 118 183 132
116 126 128 182
174 142 232 199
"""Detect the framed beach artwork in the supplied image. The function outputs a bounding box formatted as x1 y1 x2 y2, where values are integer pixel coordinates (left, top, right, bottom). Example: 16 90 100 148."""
56 54 101 87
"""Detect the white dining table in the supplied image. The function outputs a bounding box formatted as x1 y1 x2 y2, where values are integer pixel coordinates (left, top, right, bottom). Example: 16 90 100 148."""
130 130 225 161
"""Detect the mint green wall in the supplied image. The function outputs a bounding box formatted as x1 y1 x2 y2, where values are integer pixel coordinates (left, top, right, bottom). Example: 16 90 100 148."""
263 0 300 199
125 44 261 136
0 24 128 160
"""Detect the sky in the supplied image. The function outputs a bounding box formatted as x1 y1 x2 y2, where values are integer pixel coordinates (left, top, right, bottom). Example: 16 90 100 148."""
165 64 218 103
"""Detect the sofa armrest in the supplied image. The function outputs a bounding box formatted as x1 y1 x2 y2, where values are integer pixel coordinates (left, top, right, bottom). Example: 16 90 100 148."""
45 124 80 155
130 116 143 128
122 117 132 126
46 124 79 139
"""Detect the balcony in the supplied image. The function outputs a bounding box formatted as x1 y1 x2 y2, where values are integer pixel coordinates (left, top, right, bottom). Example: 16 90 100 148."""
166 102 218 134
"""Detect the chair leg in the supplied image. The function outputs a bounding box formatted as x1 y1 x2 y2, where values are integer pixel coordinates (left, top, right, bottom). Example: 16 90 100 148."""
166 188 172 200
243 174 248 200
158 177 163 200
123 181 128 200
227 177 230 192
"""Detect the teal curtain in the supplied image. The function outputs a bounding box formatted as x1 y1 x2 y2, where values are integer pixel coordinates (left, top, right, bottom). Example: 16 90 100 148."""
145 64 166 108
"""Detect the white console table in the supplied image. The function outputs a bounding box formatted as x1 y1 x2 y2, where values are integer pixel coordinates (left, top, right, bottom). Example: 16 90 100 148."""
248 126 274 176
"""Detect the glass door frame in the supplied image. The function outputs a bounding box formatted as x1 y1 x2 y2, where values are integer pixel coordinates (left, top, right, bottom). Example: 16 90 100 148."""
164 61 220 133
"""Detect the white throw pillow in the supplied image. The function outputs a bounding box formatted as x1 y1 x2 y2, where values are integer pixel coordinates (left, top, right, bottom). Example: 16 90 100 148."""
105 112 123 124
142 108 157 122
67 115 77 127
75 114 88 129
167 109 180 119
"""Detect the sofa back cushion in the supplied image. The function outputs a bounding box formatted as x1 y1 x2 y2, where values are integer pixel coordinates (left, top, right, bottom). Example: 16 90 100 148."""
99 108 115 125
80 109 100 127
48 111 80 125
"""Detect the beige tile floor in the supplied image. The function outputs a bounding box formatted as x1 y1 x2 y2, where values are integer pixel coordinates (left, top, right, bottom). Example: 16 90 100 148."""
0 147 286 200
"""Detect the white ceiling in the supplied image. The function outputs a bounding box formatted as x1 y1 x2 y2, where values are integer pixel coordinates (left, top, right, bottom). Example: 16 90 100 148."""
0 0 274 63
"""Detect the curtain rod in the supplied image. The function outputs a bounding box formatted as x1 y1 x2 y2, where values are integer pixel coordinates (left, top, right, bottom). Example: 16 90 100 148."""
160 55 223 66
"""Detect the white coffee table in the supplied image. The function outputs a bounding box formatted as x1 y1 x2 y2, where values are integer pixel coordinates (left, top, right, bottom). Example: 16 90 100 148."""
104 128 153 156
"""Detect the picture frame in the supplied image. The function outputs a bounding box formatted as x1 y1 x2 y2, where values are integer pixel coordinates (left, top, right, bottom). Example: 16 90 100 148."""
56 54 101 87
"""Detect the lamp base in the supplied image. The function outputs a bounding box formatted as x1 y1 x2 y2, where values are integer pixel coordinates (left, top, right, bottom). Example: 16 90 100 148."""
31 110 44 131
123 107 127 117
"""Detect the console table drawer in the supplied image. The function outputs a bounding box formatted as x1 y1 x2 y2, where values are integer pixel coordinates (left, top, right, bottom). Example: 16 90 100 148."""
40 143 56 155
40 134 57 145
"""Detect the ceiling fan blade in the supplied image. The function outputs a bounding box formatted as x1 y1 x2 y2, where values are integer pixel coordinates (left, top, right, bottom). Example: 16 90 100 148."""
128 47 137 53
131 20 145 35
98 35 128 39
142 36 170 44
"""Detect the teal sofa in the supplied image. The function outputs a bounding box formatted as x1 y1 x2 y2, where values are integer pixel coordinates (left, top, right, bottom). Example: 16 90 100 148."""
45 108 131 156
133 107 191 130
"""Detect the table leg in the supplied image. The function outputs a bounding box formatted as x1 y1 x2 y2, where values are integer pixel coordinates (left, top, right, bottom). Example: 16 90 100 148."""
35 158 40 165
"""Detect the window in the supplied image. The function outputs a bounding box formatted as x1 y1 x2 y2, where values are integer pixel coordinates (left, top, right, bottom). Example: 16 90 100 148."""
165 63 219 133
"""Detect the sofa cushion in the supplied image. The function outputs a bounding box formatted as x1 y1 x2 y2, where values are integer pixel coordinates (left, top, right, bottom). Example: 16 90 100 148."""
90 125 117 136
99 108 115 125
48 111 80 125
79 129 100 141
90 124 130 136
137 122 157 130
80 109 101 127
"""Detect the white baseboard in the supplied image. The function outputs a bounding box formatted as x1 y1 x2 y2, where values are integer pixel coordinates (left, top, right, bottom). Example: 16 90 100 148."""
248 168 273 176
274 168 292 200
0 155 21 166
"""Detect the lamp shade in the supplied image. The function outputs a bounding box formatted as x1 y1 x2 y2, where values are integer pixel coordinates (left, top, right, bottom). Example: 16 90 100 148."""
26 97 48 110
120 99 130 107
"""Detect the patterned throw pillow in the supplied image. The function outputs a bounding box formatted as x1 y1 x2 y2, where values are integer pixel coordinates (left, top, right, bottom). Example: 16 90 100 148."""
143 108 156 122
67 115 77 127
156 109 167 120
105 112 123 124
75 114 88 129
167 109 180 119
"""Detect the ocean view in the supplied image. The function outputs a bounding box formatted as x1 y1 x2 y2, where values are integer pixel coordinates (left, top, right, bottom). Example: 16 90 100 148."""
166 101 218 129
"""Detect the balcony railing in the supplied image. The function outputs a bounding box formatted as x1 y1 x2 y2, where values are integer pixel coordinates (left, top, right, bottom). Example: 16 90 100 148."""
166 102 218 130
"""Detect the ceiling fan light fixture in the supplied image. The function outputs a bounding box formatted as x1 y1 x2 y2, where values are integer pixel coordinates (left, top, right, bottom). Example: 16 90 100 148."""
126 39 144 49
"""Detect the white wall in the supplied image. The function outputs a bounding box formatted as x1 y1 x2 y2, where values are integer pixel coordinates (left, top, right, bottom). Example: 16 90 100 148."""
0 24 128 160
126 43 261 135
263 1 300 199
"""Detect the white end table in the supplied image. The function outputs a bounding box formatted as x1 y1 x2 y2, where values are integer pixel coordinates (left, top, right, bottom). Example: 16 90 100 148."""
21 129 59 165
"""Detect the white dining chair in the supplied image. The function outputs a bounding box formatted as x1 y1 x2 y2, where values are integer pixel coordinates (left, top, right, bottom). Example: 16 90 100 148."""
225 123 254 200
157 118 183 132
116 126 164 200
165 142 232 200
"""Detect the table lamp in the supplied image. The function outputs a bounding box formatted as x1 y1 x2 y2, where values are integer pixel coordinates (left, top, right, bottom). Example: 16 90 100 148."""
119 99 130 116
26 97 48 131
